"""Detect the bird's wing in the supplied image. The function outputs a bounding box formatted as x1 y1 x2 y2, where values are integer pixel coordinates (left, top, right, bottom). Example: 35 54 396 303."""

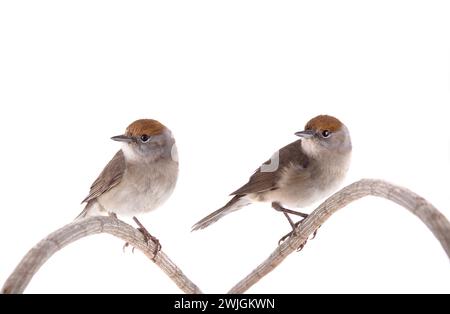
81 150 126 204
230 139 309 196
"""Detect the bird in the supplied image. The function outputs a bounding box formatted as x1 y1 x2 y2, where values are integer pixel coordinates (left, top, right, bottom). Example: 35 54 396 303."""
192 115 352 245
77 119 179 255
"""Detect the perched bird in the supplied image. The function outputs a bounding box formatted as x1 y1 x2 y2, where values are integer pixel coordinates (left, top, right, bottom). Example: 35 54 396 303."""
192 115 351 243
77 119 178 253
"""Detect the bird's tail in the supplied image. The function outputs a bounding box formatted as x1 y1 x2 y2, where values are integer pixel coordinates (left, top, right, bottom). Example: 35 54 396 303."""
191 195 251 231
74 201 95 221
74 206 89 221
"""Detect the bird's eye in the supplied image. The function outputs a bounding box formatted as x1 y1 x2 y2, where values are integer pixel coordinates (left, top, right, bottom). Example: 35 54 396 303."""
322 130 331 138
140 134 151 143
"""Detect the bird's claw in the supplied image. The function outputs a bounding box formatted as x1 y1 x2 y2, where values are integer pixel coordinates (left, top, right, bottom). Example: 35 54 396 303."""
122 242 136 254
278 220 321 251
122 217 162 260
278 230 295 245
122 229 161 259
310 225 321 240
278 231 307 251
131 216 162 261
278 219 304 244
137 227 162 260
296 241 307 252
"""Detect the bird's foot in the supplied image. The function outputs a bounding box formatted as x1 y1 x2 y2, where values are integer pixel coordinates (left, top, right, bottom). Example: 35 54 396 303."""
137 227 161 259
278 220 321 251
272 202 309 218
278 229 308 251
133 216 161 261
273 202 311 249
278 219 304 245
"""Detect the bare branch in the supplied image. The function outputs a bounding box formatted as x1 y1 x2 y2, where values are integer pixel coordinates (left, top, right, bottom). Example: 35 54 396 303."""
228 179 450 294
1 217 202 294
2 179 448 294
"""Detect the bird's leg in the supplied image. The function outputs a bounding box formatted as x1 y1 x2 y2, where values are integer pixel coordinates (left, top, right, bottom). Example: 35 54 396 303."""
109 212 118 219
278 222 308 251
283 212 297 231
272 202 308 219
278 215 308 251
273 202 319 249
272 202 308 233
132 216 161 261
278 219 303 245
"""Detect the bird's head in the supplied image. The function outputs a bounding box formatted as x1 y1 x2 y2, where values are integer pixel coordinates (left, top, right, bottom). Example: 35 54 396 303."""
112 119 176 162
295 115 352 158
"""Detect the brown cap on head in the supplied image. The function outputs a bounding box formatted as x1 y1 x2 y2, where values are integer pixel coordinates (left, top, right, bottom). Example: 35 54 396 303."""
125 119 166 137
305 115 343 132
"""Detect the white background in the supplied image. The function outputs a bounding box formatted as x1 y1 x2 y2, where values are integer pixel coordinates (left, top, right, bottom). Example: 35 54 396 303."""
1 1 449 294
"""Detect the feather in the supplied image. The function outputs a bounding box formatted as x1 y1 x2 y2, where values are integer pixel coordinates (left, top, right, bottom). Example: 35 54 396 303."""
81 150 126 204
231 139 309 195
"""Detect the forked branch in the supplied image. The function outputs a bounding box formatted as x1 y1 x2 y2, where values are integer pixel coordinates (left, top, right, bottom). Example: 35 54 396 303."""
2 179 449 294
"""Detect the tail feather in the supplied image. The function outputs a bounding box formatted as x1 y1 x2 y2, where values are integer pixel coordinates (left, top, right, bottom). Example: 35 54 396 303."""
74 201 101 220
74 203 90 221
191 195 250 231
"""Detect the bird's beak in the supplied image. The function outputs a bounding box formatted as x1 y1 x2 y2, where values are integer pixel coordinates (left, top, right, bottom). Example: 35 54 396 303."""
295 129 315 138
111 135 134 143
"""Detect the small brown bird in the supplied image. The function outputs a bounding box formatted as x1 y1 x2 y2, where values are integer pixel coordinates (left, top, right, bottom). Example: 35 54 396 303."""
192 115 351 243
77 119 178 251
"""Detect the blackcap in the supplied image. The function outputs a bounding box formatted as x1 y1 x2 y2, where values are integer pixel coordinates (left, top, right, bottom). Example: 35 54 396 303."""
192 115 352 240
77 119 178 250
